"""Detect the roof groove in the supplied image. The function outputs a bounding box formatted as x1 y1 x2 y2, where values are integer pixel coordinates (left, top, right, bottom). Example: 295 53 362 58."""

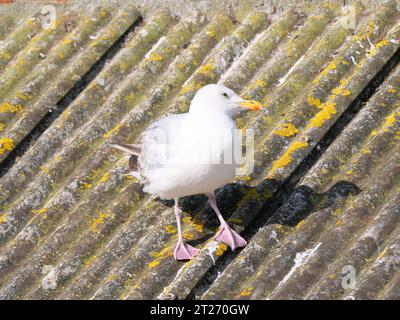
59 198 172 299
260 23 400 183
346 230 400 299
168 11 268 114
0 11 78 103
0 12 42 73
0 2 398 300
134 19 350 296
263 144 400 299
65 14 282 300
191 4 400 298
0 7 140 164
307 192 400 299
301 64 400 191
25 182 146 299
0 12 171 187
221 11 301 91
240 18 354 175
213 143 398 299
0 11 241 300
185 46 400 302
240 9 333 104
381 270 400 299
0 7 114 137
0 10 144 249
0 14 15 40
268 158 400 299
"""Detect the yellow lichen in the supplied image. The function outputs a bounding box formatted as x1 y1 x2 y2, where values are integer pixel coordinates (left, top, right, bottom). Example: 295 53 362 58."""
0 138 14 155
306 101 337 129
273 123 299 137
215 243 228 256
336 219 345 226
83 255 97 266
375 39 390 48
0 214 7 224
40 166 50 174
295 220 305 229
97 172 111 185
197 63 215 76
100 7 109 18
383 112 398 129
0 102 23 114
90 212 109 233
307 95 322 109
206 30 216 37
369 38 390 56
104 274 116 283
331 81 351 96
353 19 376 42
183 232 194 240
241 175 252 181
361 147 371 154
182 215 204 233
179 84 192 95
61 37 73 45
378 248 388 259
147 53 164 61
103 123 123 139
15 91 33 101
0 51 12 60
81 182 93 189
150 246 173 258
164 225 177 234
0 123 4 131
32 208 48 215
332 87 351 96
254 79 267 87
268 140 308 177
313 61 336 84
148 245 173 267
239 287 254 296
370 130 378 137
148 260 161 268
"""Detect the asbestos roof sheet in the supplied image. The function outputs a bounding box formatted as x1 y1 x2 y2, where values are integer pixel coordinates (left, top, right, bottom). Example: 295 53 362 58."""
0 0 399 300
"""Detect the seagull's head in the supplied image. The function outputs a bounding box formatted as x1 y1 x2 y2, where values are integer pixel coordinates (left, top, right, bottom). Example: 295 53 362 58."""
189 84 263 117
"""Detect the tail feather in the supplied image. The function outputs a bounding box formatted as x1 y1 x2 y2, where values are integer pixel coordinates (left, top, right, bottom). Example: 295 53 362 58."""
110 143 141 156
129 155 139 171
110 143 141 178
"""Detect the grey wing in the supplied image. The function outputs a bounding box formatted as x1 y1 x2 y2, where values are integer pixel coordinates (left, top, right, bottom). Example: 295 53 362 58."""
139 113 186 172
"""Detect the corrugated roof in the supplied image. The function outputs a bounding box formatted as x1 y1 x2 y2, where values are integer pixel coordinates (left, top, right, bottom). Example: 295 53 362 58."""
0 1 399 300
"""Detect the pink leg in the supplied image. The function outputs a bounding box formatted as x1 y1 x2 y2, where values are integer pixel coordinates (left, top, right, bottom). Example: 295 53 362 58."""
207 193 247 251
173 199 199 261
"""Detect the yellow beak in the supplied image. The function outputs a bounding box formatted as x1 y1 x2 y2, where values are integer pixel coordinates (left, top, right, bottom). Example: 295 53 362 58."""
239 99 263 111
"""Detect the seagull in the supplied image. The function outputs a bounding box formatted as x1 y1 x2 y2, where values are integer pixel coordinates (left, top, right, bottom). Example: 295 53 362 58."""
111 84 262 260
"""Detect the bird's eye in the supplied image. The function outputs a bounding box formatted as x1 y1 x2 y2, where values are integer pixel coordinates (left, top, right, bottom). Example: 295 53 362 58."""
222 92 229 98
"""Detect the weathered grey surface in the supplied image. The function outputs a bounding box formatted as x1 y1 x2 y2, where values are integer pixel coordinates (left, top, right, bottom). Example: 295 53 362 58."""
0 0 399 300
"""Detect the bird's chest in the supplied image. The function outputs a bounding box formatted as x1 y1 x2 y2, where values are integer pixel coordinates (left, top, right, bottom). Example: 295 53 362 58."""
178 116 237 164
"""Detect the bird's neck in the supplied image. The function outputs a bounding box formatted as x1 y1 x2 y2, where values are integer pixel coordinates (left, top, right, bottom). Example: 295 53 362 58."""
188 109 233 122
